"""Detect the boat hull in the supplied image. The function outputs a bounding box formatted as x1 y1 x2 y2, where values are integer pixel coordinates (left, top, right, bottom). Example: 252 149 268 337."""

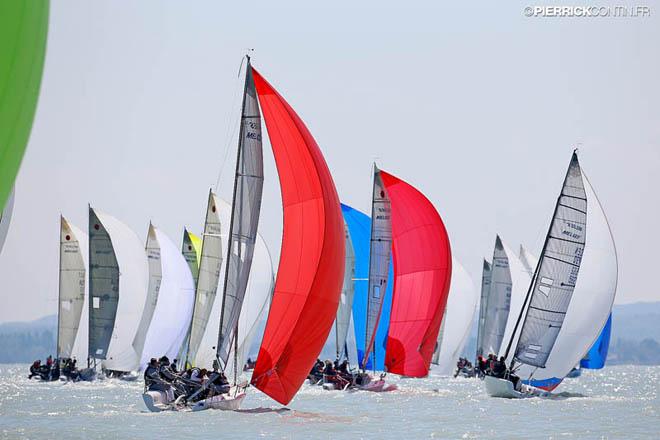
142 389 246 413
484 375 550 399
358 379 397 392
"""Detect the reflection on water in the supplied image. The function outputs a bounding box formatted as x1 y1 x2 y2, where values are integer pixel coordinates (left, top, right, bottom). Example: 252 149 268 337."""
0 364 658 439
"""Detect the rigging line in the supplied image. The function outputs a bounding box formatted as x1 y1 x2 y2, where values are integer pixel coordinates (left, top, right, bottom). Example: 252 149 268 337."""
215 58 246 193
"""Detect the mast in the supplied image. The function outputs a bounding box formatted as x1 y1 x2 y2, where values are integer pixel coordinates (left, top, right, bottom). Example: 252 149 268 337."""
216 56 264 369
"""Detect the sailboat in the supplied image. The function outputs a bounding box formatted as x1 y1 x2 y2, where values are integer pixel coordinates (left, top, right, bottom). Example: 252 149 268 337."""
485 151 617 398
145 58 343 410
0 188 14 254
431 258 478 376
136 224 196 368
0 1 48 213
88 207 149 379
475 259 492 364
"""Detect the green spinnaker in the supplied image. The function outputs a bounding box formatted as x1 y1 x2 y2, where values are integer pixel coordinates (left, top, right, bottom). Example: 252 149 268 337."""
0 0 49 210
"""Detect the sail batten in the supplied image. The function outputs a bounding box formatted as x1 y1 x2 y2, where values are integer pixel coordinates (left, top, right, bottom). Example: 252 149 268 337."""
513 153 587 368
216 62 264 369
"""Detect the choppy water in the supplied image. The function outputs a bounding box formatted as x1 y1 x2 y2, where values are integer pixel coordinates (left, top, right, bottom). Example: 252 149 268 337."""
0 364 658 439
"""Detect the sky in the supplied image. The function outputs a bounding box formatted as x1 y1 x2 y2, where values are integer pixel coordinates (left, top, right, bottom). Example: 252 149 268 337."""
1 0 658 323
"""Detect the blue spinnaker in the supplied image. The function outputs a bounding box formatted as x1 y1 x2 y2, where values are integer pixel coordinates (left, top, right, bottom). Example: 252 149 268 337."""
341 203 393 371
580 314 612 370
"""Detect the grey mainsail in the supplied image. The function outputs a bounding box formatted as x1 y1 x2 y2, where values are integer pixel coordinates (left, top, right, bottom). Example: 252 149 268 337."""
481 236 512 356
475 259 492 360
513 152 587 368
132 224 162 358
362 166 392 369
336 222 356 360
58 216 86 359
88 207 119 361
216 62 264 368
186 190 223 365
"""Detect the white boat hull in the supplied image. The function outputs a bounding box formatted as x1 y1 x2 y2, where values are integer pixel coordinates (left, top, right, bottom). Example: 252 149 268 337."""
358 379 397 393
190 392 246 411
142 389 246 413
484 376 551 399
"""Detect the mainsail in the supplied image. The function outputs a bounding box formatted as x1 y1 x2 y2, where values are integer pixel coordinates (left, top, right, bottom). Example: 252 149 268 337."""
433 258 477 375
341 203 393 371
336 222 356 360
381 170 452 377
512 153 587 368
88 208 119 362
132 224 162 359
475 259 492 360
363 166 392 369
140 226 195 367
0 1 48 210
186 190 223 365
481 236 512 356
250 67 345 405
58 217 87 360
89 208 148 372
0 188 15 253
182 228 201 287
216 61 264 369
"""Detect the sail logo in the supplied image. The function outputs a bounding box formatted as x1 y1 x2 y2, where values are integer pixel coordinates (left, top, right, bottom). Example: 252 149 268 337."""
246 131 261 141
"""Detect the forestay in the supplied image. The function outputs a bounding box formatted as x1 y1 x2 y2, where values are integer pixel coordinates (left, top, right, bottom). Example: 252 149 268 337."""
514 153 587 368
217 62 264 369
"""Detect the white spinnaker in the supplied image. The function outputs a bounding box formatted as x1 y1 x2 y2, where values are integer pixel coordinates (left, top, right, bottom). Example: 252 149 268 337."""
518 245 538 277
0 188 14 253
434 258 478 376
498 239 532 363
194 199 274 370
133 225 162 360
59 218 88 360
140 227 195 368
516 172 617 383
96 210 149 372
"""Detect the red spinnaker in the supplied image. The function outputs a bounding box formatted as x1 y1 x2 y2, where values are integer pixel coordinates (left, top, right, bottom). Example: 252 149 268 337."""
381 170 452 377
250 67 345 405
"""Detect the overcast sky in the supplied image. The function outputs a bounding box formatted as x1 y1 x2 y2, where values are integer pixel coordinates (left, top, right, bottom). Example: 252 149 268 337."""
1 0 658 323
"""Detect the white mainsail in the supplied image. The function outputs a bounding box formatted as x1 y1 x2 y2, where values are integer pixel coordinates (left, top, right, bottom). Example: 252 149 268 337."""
519 245 538 277
193 199 273 370
90 208 149 372
0 187 14 253
335 222 356 360
481 236 512 357
58 217 88 361
475 259 492 360
186 190 223 365
132 224 162 360
513 160 617 383
139 226 195 367
433 258 478 375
